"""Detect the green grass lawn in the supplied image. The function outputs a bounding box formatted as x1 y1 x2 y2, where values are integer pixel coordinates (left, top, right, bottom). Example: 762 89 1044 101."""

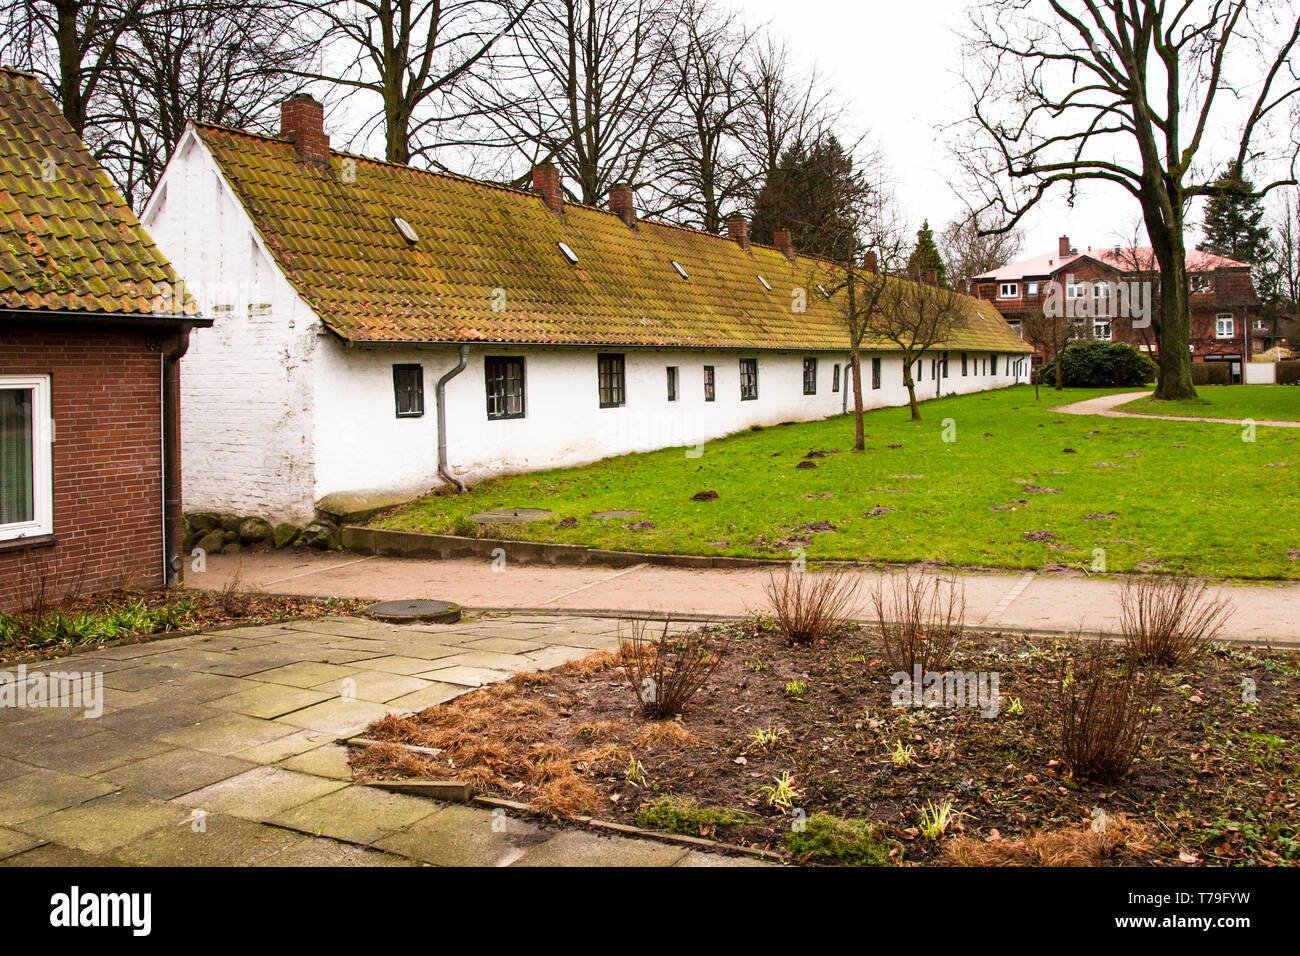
1115 384 1300 422
372 385 1300 579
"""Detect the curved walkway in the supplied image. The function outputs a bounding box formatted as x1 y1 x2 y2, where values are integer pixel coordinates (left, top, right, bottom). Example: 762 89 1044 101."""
1052 390 1300 427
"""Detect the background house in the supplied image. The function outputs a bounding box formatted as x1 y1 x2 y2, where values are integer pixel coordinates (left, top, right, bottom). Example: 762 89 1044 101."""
143 95 1032 526
973 236 1260 381
0 68 208 608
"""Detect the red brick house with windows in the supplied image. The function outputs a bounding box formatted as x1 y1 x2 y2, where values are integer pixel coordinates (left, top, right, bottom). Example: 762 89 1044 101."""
972 236 1261 382
0 68 208 609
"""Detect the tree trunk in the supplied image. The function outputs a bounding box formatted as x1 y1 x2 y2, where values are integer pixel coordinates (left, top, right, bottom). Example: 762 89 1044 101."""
1147 201 1197 400
55 0 86 136
902 361 920 421
1054 350 1062 390
850 346 865 451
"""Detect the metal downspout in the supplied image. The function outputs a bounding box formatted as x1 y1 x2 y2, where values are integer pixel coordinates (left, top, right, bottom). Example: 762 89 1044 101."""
163 324 193 587
436 346 469 492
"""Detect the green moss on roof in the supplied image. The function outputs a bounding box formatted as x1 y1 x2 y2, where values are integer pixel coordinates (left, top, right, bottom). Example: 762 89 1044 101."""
194 122 1031 354
0 68 196 317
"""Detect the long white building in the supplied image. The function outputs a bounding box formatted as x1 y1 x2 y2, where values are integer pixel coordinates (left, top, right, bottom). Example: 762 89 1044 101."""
144 95 1032 525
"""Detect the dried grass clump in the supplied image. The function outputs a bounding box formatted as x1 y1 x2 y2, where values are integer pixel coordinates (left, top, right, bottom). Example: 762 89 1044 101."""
1057 646 1156 782
575 720 621 740
533 774 601 816
1119 575 1234 665
764 568 862 645
871 572 964 672
348 742 441 778
618 619 722 719
633 721 705 750
557 650 621 678
943 816 1148 866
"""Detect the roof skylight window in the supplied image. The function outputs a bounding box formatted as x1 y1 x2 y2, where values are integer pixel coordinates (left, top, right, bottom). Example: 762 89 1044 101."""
671 260 689 279
816 284 829 298
757 275 771 291
558 241 579 264
393 217 419 243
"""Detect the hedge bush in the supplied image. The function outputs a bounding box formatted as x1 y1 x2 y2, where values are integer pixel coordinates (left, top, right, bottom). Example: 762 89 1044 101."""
1039 340 1157 388
1191 363 1232 386
1278 360 1300 386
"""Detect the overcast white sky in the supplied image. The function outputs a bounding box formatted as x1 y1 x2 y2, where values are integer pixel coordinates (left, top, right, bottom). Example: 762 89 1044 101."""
725 0 1166 258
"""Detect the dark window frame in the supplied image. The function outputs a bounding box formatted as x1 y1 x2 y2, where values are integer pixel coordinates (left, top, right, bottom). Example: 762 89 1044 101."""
484 355 526 421
871 357 882 390
832 364 840 392
961 352 969 376
703 365 715 402
666 365 679 402
393 364 425 418
991 354 999 376
802 357 817 395
739 358 758 401
598 353 626 408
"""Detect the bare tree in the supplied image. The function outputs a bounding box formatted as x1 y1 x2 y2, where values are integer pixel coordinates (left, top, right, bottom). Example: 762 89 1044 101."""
869 264 969 421
1022 303 1080 394
958 0 1300 401
99 1 313 207
940 213 1023 290
293 0 531 165
1 0 154 140
649 0 755 230
473 0 681 205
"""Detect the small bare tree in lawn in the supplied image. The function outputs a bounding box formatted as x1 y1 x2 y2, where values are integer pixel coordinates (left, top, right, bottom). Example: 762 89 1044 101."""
1022 302 1079 396
867 264 969 422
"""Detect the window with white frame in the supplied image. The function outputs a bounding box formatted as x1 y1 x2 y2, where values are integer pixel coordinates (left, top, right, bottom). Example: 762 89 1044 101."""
1026 281 1039 296
998 282 1019 299
1215 313 1234 339
1191 275 1213 294
1066 281 1086 299
1093 320 1112 340
0 376 53 542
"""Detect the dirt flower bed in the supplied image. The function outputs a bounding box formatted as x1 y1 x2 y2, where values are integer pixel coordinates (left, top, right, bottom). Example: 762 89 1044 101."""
354 620 1300 866
0 587 369 663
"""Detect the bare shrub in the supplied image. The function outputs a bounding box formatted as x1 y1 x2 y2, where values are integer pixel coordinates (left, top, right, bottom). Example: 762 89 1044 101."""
1119 575 1234 665
871 572 964 672
764 567 862 645
618 619 722 719
1057 646 1156 782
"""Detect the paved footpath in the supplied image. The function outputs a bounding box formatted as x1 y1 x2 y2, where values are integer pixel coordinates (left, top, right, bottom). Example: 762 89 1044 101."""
191 550 1300 648
0 614 760 867
1054 390 1300 427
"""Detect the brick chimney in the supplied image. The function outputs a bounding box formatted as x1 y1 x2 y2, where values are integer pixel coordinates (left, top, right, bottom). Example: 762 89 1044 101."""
532 163 563 214
1059 235 1072 258
726 216 750 252
773 228 794 259
281 94 330 167
863 251 878 274
609 183 636 227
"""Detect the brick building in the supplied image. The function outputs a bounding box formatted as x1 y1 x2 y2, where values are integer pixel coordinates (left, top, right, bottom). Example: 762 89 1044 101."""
0 68 208 609
972 236 1261 382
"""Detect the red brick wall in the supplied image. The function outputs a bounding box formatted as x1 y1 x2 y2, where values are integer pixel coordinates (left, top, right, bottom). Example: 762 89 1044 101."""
0 322 168 609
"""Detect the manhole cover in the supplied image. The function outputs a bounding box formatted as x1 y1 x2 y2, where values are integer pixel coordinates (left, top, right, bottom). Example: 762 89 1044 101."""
590 510 643 519
367 600 462 624
467 508 555 524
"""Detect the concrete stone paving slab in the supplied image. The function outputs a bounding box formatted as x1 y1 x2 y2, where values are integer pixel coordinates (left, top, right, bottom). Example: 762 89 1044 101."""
346 653 464 674
202 650 334 678
0 757 34 781
209 683 335 719
423 649 541 671
248 661 361 688
233 730 335 765
100 664 188 691
156 710 300 755
0 843 125 866
279 744 353 780
0 826 42 860
373 804 548 866
23 730 171 776
19 789 190 854
274 697 400 736
270 785 438 845
674 849 774 866
135 646 240 671
174 765 346 821
95 748 258 800
94 701 223 737
120 669 252 701
413 665 513 687
458 636 549 654
382 682 467 711
519 646 599 671
511 829 692 867
0 714 105 755
281 618 405 639
113 811 303 866
308 672 432 704
256 836 419 866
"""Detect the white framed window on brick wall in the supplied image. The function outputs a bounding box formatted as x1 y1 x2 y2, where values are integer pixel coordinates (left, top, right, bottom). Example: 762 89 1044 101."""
0 375 53 542
1216 314 1234 339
